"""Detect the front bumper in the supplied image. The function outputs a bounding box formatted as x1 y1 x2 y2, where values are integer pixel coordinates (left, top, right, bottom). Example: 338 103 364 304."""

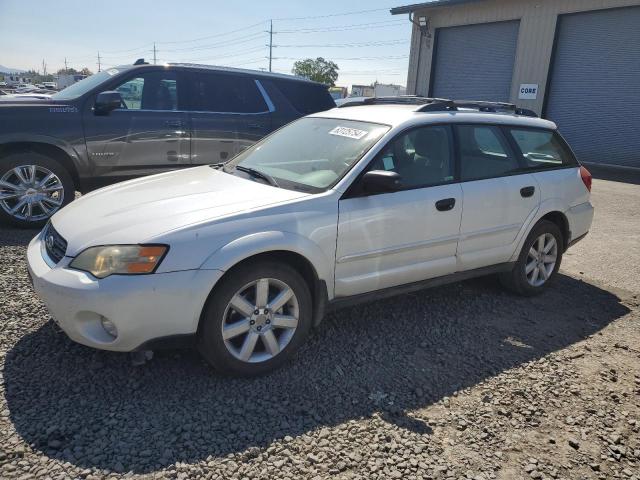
26 233 223 352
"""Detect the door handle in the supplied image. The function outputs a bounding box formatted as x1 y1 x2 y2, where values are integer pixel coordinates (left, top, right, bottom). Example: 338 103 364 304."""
165 120 183 128
520 186 535 198
435 198 456 212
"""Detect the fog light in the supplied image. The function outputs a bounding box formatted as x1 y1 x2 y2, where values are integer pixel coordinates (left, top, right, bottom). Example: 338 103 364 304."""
100 316 118 338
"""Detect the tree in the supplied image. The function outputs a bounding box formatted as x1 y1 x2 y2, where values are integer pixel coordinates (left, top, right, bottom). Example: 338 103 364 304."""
292 57 339 86
57 67 78 75
80 67 93 76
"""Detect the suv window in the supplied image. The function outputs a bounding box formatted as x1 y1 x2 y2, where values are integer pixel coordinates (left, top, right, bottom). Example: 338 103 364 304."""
272 80 336 114
115 72 179 111
368 125 454 189
509 128 576 169
190 73 268 113
458 125 519 181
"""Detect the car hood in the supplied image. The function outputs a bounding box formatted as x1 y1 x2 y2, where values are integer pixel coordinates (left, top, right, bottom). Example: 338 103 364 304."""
51 166 310 256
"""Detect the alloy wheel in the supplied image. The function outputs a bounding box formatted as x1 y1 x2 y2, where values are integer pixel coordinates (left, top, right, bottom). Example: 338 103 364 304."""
221 277 299 363
0 164 64 222
525 233 558 287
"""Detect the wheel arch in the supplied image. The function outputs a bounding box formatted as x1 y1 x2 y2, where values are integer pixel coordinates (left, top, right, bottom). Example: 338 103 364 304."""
199 232 334 329
539 210 570 252
0 141 80 189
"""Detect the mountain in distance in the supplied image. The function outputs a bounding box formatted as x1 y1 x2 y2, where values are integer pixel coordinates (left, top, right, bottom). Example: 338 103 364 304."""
0 65 26 74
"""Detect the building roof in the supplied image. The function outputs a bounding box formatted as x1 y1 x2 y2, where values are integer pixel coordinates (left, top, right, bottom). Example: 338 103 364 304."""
390 0 486 15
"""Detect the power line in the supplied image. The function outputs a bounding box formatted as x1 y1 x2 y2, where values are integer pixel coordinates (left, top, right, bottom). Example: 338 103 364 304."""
160 32 265 53
275 40 407 48
273 7 393 21
277 20 405 34
159 20 268 45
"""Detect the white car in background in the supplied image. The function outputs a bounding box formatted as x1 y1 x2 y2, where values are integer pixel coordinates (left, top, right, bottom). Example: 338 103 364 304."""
27 98 594 376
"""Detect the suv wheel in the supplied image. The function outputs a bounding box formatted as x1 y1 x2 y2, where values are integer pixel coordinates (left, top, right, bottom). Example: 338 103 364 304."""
500 220 563 296
0 152 74 228
198 261 312 376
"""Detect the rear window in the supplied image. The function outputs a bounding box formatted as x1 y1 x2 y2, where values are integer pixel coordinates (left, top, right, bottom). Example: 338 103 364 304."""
273 80 336 115
508 128 577 169
190 73 268 113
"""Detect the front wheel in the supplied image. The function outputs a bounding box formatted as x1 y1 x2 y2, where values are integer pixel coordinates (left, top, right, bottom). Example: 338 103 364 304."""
500 220 563 296
0 152 74 228
198 261 312 376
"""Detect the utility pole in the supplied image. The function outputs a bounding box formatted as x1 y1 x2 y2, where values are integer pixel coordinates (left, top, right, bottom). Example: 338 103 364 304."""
268 20 273 72
153 43 157 65
97 51 101 72
42 59 47 76
64 57 68 74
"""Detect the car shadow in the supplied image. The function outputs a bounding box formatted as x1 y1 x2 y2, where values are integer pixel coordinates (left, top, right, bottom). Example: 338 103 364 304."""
3 273 630 474
0 225 37 247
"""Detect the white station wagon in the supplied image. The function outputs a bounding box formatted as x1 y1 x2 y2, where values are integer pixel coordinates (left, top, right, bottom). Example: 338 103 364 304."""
27 98 594 376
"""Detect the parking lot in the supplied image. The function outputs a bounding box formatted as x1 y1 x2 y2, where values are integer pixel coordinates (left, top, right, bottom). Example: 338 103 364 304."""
0 178 638 479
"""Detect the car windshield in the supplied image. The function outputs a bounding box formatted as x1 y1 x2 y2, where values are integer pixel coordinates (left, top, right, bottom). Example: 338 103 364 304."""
224 117 389 192
51 68 123 100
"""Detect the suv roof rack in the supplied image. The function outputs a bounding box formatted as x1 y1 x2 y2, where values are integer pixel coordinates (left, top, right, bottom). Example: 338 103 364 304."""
417 99 538 117
338 96 538 117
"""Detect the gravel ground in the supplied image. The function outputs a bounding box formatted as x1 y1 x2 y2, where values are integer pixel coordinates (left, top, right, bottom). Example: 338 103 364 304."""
0 178 639 480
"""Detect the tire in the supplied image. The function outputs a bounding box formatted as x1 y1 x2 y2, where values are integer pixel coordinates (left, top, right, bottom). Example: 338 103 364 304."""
499 220 563 296
0 151 75 228
198 261 313 376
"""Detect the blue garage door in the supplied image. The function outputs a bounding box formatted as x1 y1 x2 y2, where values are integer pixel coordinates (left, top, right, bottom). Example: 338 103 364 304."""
546 7 640 168
431 20 520 103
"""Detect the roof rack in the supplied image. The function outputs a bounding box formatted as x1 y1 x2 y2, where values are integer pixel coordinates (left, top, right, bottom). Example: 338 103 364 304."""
417 99 538 117
338 96 538 117
337 95 441 107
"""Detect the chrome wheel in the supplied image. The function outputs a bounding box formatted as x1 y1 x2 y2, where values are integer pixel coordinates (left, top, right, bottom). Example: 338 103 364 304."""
0 164 64 221
526 233 558 287
222 278 299 363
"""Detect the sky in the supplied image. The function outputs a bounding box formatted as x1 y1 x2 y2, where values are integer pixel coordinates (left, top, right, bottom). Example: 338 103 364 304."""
0 0 413 87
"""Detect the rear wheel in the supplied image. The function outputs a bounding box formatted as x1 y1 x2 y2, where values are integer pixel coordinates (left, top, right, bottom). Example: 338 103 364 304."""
0 152 74 228
198 261 312 376
500 220 563 296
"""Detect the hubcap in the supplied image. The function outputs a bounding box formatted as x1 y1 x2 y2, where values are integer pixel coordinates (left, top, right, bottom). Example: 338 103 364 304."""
222 278 299 363
526 233 558 287
0 165 64 221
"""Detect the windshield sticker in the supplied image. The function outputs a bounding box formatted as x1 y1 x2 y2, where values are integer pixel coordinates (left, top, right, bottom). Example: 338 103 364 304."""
107 69 119 76
329 126 368 140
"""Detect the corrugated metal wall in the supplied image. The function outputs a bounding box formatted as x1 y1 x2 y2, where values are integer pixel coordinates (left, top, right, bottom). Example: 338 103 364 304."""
431 20 519 102
545 7 640 167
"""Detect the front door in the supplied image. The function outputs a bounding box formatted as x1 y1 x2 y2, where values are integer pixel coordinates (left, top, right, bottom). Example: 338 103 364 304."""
455 124 540 270
83 70 190 180
335 125 462 297
186 72 272 165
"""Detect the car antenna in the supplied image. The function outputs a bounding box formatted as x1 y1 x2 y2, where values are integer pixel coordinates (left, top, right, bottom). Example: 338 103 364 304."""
133 58 149 65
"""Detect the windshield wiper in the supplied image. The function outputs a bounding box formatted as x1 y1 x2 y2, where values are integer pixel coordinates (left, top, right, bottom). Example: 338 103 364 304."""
234 165 279 187
209 162 226 170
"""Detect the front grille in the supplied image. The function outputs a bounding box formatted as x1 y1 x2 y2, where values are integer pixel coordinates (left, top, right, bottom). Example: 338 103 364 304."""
43 222 67 264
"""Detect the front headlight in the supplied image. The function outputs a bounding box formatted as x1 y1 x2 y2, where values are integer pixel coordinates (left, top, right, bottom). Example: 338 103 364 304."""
69 245 168 279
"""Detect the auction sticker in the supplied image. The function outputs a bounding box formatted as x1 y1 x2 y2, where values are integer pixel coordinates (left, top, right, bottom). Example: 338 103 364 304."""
329 126 368 140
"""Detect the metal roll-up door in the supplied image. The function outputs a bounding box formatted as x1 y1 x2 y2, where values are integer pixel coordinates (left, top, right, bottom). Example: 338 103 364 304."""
431 20 520 102
545 7 640 168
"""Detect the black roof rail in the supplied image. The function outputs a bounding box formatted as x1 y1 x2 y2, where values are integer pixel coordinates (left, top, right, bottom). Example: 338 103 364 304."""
417 99 538 117
338 96 538 117
133 58 149 65
337 96 448 108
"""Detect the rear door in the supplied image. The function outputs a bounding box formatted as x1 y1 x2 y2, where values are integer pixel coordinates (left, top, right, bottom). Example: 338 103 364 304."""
456 124 540 271
83 69 190 178
186 71 273 165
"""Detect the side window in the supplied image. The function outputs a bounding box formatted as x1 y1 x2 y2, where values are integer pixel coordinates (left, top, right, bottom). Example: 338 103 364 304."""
115 72 178 111
369 125 454 189
457 125 519 181
509 128 576 169
272 80 336 114
191 73 268 113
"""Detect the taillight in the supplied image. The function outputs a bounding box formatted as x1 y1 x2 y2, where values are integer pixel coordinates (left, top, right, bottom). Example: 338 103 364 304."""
579 166 592 192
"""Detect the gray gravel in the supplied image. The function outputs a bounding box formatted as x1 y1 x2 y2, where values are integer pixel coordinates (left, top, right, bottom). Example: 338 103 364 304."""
1 179 639 479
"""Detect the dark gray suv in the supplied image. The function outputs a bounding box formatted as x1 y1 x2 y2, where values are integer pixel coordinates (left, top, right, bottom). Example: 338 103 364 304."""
0 63 335 227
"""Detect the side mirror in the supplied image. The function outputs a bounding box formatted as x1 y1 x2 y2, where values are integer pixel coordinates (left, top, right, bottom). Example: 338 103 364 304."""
94 91 122 115
361 170 403 194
